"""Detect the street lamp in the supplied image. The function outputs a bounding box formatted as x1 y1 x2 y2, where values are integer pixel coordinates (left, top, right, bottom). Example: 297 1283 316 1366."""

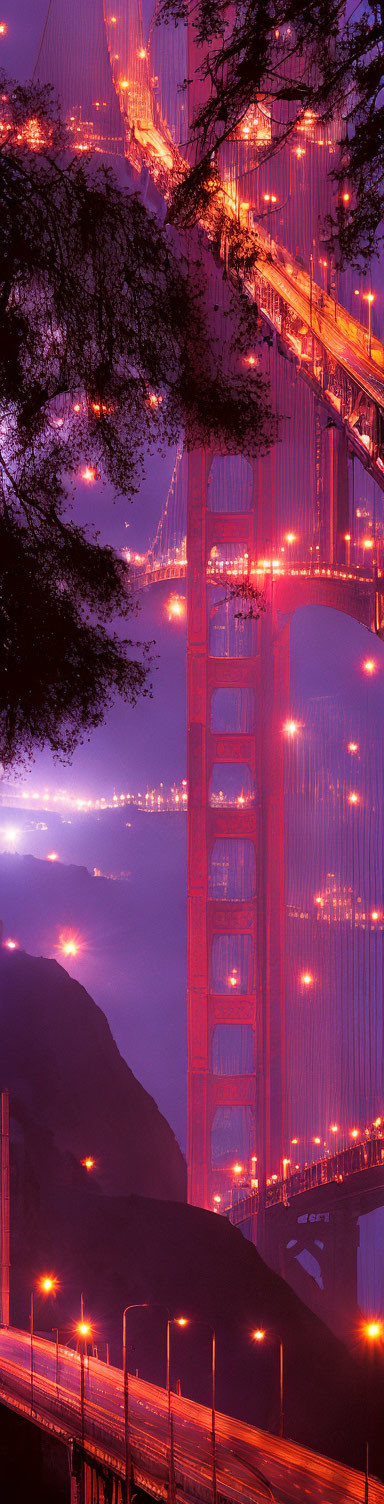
122 1303 151 1504
30 1276 58 1413
252 1328 284 1437
173 1317 217 1504
76 1302 93 1453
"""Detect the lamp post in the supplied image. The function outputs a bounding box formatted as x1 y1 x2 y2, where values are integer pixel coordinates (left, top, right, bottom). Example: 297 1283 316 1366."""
76 1300 93 1458
30 1275 58 1415
51 1327 59 1397
173 1317 217 1504
122 1303 150 1504
364 292 374 359
253 1329 284 1437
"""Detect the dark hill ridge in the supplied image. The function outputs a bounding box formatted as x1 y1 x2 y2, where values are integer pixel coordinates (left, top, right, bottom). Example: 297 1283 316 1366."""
0 949 186 1202
7 1098 384 1481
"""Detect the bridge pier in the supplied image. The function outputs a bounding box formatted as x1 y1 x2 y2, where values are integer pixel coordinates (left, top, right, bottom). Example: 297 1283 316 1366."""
69 1447 123 1504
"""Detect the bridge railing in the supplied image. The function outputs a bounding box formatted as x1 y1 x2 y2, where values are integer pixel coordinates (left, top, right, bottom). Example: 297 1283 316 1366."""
228 1130 384 1226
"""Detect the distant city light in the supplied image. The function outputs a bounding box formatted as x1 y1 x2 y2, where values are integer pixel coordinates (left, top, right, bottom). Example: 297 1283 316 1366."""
330 1124 339 1133
233 1163 243 1175
81 1157 95 1170
371 911 380 922
291 1138 298 1145
363 538 374 550
228 970 239 988
342 191 350 203
284 719 299 737
313 1137 321 1145
348 742 358 753
2 826 19 845
213 1194 221 1204
301 972 313 986
350 1128 359 1139
137 46 146 58
46 852 59 862
285 533 297 544
348 792 359 805
0 22 7 34
246 354 256 366
4 939 17 951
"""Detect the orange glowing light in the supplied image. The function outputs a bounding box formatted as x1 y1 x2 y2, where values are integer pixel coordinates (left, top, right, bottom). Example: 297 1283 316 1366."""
348 742 358 753
301 972 313 986
313 1137 321 1145
330 1124 339 1133
371 910 379 921
0 22 6 33
291 1138 298 1145
81 466 96 483
350 1128 359 1139
4 939 17 950
342 191 350 203
365 292 375 305
166 594 186 623
314 895 322 905
81 1157 95 1170
77 1321 92 1338
363 538 374 549
348 792 359 805
138 46 146 58
284 719 299 737
294 146 305 158
213 1194 221 1204
46 852 59 862
363 1321 383 1341
246 354 256 366
363 658 376 674
176 1317 188 1326
58 932 81 958
228 970 239 988
39 1275 57 1294
233 1163 243 1175
253 1329 265 1341
120 79 130 89
344 533 351 542
285 533 296 544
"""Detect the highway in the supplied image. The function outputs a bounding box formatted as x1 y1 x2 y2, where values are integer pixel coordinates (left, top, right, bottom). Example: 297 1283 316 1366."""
0 1329 382 1504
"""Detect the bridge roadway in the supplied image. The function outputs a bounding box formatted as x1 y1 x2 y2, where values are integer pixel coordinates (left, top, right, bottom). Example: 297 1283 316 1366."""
0 1328 382 1504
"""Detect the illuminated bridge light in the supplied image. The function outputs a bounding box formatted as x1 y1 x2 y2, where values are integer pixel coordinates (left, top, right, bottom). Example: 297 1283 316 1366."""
350 1128 359 1139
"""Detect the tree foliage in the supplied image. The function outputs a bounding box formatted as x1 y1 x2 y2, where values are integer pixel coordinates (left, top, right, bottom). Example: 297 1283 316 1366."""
0 76 276 767
160 0 384 267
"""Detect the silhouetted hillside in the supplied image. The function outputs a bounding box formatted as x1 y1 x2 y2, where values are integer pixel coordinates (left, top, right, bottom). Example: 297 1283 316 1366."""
0 948 186 1201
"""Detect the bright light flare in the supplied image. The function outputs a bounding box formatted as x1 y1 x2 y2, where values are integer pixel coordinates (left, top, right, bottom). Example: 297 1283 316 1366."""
81 466 97 483
39 1275 58 1295
4 938 17 951
253 1329 265 1341
330 1124 339 1133
233 1163 243 1175
371 910 380 922
301 972 313 986
166 594 186 623
284 719 299 737
363 1320 383 1341
81 1156 95 1170
77 1321 92 1339
46 852 59 862
285 533 296 544
58 931 81 958
363 658 377 674
348 792 359 805
348 742 358 753
350 1128 359 1139
176 1317 188 1326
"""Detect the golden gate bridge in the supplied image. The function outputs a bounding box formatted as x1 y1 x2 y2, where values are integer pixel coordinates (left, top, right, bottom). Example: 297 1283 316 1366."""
30 0 384 1334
